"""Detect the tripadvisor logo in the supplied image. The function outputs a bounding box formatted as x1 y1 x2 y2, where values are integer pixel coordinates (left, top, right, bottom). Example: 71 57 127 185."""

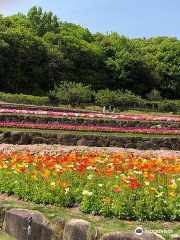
135 227 143 235
135 227 173 235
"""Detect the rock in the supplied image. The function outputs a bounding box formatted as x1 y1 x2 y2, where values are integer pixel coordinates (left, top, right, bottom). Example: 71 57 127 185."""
161 147 172 150
133 137 142 143
0 134 3 141
2 138 14 144
19 134 32 145
152 144 161 150
47 138 58 145
0 205 10 230
138 141 152 150
110 142 123 147
32 137 44 144
88 140 99 147
11 131 23 142
83 135 95 140
77 139 88 146
57 134 64 143
30 132 42 137
64 137 77 146
57 134 76 144
101 231 165 240
42 133 57 139
2 131 11 139
173 143 180 150
63 219 90 240
159 141 172 148
171 138 178 144
107 136 120 142
119 137 129 144
150 124 162 129
151 138 162 144
106 141 117 147
3 209 53 240
171 234 180 240
126 143 137 149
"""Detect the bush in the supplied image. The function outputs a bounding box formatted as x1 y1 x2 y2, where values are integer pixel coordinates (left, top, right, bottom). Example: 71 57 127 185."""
94 89 118 108
95 89 146 112
147 89 162 101
50 81 93 108
116 90 146 112
0 92 50 105
158 100 180 113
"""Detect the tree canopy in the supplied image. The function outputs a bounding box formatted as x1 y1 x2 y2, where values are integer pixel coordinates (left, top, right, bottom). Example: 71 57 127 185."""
0 6 180 99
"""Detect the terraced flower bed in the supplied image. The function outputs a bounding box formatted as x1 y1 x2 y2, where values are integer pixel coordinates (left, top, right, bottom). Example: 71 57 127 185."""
1 113 180 129
0 121 180 135
0 107 180 150
0 150 179 221
1 108 180 121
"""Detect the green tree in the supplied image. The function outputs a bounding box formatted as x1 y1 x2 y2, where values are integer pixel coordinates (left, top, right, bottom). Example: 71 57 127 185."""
27 6 59 37
2 6 180 99
95 89 118 108
50 81 93 108
147 89 162 101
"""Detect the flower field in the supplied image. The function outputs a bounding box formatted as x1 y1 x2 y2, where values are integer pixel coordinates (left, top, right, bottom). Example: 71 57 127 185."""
1 108 180 122
0 105 180 223
0 150 180 221
0 121 180 135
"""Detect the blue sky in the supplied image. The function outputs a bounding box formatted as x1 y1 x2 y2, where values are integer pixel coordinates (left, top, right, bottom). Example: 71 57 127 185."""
0 0 180 39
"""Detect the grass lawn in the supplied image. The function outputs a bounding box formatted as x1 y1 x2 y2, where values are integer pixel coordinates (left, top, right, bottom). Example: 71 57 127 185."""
0 127 178 138
0 231 16 240
0 198 179 240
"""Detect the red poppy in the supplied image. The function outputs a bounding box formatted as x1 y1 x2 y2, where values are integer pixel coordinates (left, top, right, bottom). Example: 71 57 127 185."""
114 187 122 192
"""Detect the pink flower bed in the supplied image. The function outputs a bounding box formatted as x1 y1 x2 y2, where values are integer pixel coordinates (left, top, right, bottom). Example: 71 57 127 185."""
1 108 180 122
1 144 180 158
0 121 179 135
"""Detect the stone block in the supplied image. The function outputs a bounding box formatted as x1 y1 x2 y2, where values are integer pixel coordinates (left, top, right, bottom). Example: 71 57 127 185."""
77 139 88 146
11 131 23 142
3 209 53 240
19 134 32 145
63 219 90 240
32 137 44 144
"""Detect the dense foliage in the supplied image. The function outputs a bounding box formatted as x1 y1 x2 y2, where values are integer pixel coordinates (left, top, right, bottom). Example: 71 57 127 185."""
50 81 92 107
0 92 50 105
1 6 180 99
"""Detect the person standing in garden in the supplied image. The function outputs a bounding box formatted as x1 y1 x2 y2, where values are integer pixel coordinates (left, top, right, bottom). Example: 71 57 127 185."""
103 106 106 114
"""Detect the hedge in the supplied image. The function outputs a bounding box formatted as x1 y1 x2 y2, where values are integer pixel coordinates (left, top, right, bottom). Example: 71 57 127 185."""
0 92 50 105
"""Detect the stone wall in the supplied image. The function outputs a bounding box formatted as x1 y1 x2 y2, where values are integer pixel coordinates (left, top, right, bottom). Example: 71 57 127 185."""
0 130 179 150
0 114 180 128
2 207 167 240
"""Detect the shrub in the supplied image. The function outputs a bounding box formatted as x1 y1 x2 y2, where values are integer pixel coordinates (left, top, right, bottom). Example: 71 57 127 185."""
158 100 180 113
0 92 50 105
94 89 118 108
95 89 146 112
50 81 93 108
147 89 162 101
116 90 146 112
